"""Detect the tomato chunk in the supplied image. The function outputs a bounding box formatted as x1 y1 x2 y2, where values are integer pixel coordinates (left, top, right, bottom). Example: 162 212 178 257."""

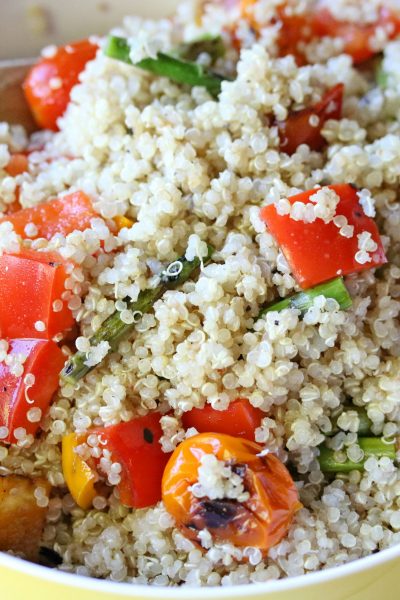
96 413 171 509
23 39 98 131
0 191 98 240
182 398 264 441
0 248 74 339
260 184 387 289
0 339 65 443
278 84 343 155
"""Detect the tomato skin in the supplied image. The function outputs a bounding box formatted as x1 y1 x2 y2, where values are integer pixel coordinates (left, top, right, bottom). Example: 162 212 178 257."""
96 413 171 509
278 84 343 155
260 184 387 289
162 433 301 551
0 191 97 240
182 398 264 441
0 339 65 443
23 40 98 131
0 249 74 339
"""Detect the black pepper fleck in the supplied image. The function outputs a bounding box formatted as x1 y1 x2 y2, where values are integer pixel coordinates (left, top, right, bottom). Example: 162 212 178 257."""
143 428 154 444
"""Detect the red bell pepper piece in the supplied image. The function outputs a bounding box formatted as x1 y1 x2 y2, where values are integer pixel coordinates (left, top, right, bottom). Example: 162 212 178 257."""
0 191 98 240
312 7 400 65
0 248 74 339
96 413 171 509
0 339 65 444
182 398 264 441
5 154 29 178
260 184 387 289
240 2 400 65
277 84 343 155
23 39 98 131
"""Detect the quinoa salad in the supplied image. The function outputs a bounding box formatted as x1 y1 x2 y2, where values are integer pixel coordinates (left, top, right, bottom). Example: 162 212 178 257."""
0 0 400 588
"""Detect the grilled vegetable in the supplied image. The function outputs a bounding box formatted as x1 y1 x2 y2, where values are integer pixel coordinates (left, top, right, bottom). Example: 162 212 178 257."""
258 277 352 319
0 248 74 339
176 34 225 62
0 476 51 560
182 398 264 441
318 437 397 473
104 35 226 97
260 184 387 289
0 191 98 241
62 433 97 510
95 412 170 508
162 433 301 551
23 39 98 130
0 339 65 444
62 244 214 383
277 84 344 155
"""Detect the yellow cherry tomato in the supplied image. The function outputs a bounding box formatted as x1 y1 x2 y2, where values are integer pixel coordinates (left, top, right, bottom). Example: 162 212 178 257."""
62 433 97 509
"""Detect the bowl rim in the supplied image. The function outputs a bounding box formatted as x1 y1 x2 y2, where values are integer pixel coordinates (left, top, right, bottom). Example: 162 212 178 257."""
1 542 400 597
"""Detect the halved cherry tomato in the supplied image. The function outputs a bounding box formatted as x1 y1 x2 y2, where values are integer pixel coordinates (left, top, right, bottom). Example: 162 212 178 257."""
260 184 387 289
23 39 98 131
0 248 74 339
96 413 171 509
162 433 301 551
182 398 264 441
277 84 343 155
0 339 65 443
0 191 98 240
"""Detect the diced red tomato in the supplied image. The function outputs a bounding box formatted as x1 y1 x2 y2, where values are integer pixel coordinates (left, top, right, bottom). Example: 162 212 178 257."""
96 413 171 509
312 7 400 65
0 248 74 339
0 191 98 240
5 154 29 178
182 398 264 441
260 184 387 289
0 339 65 443
277 84 343 155
23 39 98 131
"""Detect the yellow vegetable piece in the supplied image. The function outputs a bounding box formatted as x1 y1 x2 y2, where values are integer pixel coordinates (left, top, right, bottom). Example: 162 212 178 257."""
62 433 97 510
113 215 134 231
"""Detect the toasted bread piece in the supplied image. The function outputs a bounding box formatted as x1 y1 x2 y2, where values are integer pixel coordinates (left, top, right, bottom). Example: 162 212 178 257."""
0 475 51 560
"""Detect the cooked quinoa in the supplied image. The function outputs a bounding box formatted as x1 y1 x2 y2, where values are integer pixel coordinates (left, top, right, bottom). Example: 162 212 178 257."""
0 0 400 587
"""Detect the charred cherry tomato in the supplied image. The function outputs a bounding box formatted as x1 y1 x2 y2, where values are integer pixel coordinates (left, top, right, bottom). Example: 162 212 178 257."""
260 184 387 289
0 191 98 241
0 248 74 339
162 433 301 552
0 339 65 443
182 398 264 441
23 39 98 131
277 84 344 155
